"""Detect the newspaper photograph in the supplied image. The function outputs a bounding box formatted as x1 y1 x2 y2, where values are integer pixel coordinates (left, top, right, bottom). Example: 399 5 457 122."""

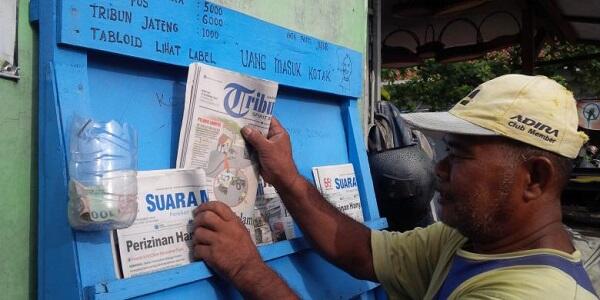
255 177 296 244
177 63 279 236
312 163 364 222
253 204 273 246
113 168 208 278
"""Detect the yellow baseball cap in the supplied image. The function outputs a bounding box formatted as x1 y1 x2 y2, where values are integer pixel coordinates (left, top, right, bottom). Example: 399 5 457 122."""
400 74 589 158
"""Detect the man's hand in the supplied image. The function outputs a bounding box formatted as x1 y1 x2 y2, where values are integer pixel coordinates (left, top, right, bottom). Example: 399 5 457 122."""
192 202 262 282
242 117 300 190
192 202 299 299
243 117 376 281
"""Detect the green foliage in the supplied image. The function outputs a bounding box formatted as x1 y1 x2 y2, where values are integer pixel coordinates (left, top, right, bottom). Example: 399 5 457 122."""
536 40 600 98
383 41 600 112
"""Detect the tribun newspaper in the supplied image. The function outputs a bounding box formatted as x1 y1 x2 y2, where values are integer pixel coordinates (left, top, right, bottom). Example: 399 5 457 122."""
177 63 279 238
312 163 364 222
113 169 208 278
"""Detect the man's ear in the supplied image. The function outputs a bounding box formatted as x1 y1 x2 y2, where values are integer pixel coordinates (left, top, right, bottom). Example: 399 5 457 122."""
523 156 554 202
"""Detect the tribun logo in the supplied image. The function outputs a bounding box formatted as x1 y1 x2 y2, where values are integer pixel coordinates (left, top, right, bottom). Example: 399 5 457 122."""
223 83 274 118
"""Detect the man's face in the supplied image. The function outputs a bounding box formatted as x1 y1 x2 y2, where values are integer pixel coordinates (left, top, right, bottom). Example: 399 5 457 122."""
435 134 520 242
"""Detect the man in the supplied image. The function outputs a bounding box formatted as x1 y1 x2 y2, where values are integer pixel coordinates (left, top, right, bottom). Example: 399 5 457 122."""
192 74 598 299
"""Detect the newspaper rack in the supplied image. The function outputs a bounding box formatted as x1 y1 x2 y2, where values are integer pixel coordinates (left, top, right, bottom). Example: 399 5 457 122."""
35 0 387 299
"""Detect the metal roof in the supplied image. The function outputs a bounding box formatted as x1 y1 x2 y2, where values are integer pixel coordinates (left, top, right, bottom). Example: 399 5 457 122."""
381 0 600 68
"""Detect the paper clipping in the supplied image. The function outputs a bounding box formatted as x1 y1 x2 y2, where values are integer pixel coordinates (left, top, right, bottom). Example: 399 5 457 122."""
177 63 278 237
113 168 208 278
312 163 364 222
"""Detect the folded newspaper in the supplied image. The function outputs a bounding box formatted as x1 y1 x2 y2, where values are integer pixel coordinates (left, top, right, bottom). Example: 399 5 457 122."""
177 63 279 238
312 163 364 222
113 168 208 278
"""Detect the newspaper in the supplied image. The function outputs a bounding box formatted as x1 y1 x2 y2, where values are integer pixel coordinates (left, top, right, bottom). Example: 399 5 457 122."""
254 177 296 244
253 204 273 246
113 168 208 278
177 63 278 237
312 163 364 222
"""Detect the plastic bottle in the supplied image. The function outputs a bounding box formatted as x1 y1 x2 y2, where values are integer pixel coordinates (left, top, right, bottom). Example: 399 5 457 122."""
68 117 138 231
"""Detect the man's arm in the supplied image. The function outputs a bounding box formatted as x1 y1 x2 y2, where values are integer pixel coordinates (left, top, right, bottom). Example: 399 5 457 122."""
242 118 377 281
192 202 298 300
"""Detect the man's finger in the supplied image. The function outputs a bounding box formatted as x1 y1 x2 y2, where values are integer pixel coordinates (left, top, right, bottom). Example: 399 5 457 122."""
267 117 286 139
194 210 226 231
194 201 236 221
193 226 219 245
241 126 269 151
193 244 210 260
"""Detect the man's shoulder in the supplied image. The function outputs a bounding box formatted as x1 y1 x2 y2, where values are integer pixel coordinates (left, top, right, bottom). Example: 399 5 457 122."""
452 264 598 299
371 222 467 300
374 222 463 240
372 222 466 256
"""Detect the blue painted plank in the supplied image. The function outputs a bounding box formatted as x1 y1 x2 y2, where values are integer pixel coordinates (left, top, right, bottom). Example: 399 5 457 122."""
87 219 386 299
58 0 362 98
274 88 350 178
279 250 380 299
53 55 125 288
29 0 39 23
375 286 389 300
38 1 101 298
37 63 83 300
84 56 187 170
342 99 382 221
107 254 378 300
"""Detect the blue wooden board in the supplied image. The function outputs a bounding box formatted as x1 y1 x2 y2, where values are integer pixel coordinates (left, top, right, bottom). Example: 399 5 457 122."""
41 52 387 300
86 219 387 299
58 0 362 97
67 54 383 292
36 0 388 298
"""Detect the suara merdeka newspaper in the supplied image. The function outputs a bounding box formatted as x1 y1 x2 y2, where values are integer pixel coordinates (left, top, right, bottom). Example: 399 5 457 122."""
112 168 209 278
312 163 364 222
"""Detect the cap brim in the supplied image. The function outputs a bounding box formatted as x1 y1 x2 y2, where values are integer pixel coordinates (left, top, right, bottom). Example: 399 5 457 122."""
400 111 498 137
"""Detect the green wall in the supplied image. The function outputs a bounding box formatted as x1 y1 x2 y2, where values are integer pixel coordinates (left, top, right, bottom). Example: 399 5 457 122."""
214 0 368 52
0 0 37 299
0 1 367 299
